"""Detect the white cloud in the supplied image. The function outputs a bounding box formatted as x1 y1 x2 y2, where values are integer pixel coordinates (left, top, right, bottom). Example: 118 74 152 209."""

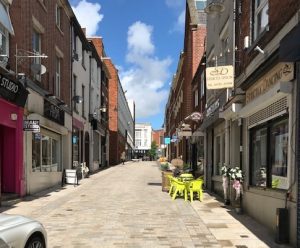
71 0 103 36
171 10 185 33
120 22 172 118
165 0 184 9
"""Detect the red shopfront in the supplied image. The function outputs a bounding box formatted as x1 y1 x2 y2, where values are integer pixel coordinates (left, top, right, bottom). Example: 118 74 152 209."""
0 71 28 199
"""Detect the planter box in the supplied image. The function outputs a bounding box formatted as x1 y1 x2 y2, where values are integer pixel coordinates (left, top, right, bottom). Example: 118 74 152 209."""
162 171 173 192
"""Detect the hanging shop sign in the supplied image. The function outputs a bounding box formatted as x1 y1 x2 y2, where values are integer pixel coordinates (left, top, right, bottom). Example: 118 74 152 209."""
206 65 234 89
44 99 65 125
246 63 294 103
0 71 28 107
164 137 171 145
23 120 40 133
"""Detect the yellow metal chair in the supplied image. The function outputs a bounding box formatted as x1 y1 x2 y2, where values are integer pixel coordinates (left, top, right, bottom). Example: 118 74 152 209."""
171 178 188 201
167 175 175 196
188 179 203 202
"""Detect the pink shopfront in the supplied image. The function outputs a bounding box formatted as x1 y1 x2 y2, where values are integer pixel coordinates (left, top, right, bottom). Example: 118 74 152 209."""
0 70 28 199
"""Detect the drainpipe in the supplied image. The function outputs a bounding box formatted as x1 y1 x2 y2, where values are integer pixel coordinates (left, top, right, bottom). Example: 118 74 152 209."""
296 62 300 246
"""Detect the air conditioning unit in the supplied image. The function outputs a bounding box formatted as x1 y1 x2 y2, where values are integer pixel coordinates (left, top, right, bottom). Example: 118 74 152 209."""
244 36 250 49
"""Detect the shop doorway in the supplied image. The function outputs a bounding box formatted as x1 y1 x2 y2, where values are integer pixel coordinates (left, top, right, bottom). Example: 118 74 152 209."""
0 125 16 194
85 132 90 168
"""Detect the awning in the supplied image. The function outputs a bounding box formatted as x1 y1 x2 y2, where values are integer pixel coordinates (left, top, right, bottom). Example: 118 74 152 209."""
0 2 14 35
238 81 293 118
279 23 300 62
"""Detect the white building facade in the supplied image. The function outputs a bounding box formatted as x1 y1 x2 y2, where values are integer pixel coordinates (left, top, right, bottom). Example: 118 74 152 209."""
135 123 152 159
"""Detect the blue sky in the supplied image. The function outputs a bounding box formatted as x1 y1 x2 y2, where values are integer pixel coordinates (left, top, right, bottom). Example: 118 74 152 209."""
70 0 185 129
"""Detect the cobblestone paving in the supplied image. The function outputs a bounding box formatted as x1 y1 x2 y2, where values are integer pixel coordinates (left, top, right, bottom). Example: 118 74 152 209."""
1 161 293 248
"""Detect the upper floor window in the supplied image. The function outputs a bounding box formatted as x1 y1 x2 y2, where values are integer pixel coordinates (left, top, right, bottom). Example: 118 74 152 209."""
33 29 41 81
195 0 206 10
55 56 61 98
253 0 269 40
200 73 205 97
73 74 78 112
194 89 199 107
56 4 62 30
0 24 7 64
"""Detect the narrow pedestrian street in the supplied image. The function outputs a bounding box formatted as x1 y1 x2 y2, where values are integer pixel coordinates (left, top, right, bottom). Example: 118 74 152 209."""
0 161 292 248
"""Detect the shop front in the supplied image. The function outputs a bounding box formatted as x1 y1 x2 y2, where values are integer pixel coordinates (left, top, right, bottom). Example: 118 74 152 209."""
238 62 297 242
25 93 70 194
0 70 28 199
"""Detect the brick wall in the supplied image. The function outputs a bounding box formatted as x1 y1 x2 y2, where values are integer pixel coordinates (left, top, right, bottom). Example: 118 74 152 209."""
10 0 71 105
236 0 300 78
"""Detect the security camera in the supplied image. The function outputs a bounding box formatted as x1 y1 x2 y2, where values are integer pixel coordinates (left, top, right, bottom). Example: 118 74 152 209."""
254 46 264 54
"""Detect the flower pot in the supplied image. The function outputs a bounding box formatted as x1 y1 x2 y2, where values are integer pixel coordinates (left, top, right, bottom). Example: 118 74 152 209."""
162 171 173 192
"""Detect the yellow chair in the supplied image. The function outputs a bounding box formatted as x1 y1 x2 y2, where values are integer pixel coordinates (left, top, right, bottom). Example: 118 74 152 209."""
171 178 188 201
272 178 280 189
188 179 203 202
167 175 175 196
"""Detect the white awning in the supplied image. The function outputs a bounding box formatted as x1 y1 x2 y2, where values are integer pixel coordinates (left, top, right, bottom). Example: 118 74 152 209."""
238 81 293 118
0 2 14 35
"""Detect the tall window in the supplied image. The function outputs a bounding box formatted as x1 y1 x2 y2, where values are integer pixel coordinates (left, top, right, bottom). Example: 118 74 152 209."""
250 116 288 190
82 85 85 117
253 0 269 40
0 24 7 61
194 89 199 107
55 4 62 30
55 56 61 97
73 74 77 112
200 73 205 97
33 29 41 81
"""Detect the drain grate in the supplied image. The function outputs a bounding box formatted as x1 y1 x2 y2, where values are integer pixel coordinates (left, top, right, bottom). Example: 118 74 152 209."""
240 235 249 238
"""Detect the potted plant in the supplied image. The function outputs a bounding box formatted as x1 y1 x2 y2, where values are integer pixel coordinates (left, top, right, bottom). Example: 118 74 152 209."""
221 164 230 205
161 162 173 192
228 166 244 213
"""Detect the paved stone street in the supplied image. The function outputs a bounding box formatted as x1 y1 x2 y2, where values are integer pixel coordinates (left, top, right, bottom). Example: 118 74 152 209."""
0 161 293 248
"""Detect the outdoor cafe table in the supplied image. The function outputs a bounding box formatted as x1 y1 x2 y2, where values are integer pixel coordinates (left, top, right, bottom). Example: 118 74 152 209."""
178 173 194 182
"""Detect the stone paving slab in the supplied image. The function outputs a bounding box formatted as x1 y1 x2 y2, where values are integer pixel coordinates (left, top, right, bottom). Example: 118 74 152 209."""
0 161 294 248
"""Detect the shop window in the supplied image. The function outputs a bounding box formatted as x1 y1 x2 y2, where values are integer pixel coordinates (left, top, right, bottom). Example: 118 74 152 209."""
252 0 269 40
194 90 199 107
32 132 62 172
250 116 288 190
215 136 221 175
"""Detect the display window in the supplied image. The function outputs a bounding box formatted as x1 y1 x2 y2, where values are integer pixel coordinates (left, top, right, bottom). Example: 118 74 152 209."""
32 129 62 172
250 115 289 190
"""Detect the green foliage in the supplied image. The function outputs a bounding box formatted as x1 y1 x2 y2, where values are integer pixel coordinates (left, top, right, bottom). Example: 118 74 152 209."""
148 141 158 159
160 162 170 171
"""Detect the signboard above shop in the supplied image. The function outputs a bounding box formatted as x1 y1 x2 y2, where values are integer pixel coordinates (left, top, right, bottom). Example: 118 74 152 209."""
206 65 234 89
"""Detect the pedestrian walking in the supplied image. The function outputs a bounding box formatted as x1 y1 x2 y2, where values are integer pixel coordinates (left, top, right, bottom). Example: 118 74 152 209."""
121 151 126 164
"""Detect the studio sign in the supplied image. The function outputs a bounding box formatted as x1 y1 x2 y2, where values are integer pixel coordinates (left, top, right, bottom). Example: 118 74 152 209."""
0 72 28 107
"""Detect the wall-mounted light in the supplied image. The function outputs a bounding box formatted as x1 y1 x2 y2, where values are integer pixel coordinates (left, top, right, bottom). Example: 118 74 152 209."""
99 106 107 113
72 95 83 104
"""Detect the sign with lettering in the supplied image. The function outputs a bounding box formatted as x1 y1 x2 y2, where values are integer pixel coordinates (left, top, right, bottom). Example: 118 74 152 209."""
23 120 40 133
44 99 65 125
164 137 171 145
0 71 28 107
206 65 234 89
246 63 294 103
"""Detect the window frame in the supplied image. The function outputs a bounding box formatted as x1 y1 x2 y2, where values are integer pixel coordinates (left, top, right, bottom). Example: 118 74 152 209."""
249 114 289 190
253 0 269 40
0 23 8 65
32 29 42 81
55 4 62 30
55 56 61 98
